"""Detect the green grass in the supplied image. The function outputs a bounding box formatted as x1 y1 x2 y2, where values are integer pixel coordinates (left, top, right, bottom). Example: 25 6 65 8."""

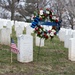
0 26 75 75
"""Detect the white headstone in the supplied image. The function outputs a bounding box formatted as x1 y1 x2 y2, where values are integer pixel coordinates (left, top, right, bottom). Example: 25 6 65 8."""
0 29 1 43
0 28 10 45
15 21 19 31
68 38 75 61
35 35 44 47
24 22 31 27
64 29 73 48
0 21 3 29
19 22 25 31
0 19 7 26
58 28 66 41
26 25 32 35
17 34 33 63
0 20 4 26
72 30 75 38
64 34 72 48
16 26 23 37
0 25 3 29
6 21 12 34
11 20 14 26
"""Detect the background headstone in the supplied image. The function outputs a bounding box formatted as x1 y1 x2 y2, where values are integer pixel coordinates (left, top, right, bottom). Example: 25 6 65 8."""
64 29 73 48
0 29 1 43
6 21 12 34
16 26 23 37
19 21 25 31
68 38 75 61
58 28 66 41
35 35 44 47
0 21 3 29
26 25 32 35
14 21 20 31
0 28 10 45
72 30 75 38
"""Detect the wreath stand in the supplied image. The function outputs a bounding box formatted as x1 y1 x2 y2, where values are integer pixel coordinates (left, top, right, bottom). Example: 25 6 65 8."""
37 35 54 61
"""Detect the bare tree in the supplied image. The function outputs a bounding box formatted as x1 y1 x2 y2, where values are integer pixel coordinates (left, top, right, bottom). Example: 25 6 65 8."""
0 0 19 20
16 0 52 21
64 0 75 29
0 0 60 21
56 0 75 29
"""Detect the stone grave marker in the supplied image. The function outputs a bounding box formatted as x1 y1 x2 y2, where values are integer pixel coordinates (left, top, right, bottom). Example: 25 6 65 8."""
17 34 33 63
72 30 75 38
19 22 25 31
26 25 32 35
6 21 12 34
64 29 73 48
58 28 66 41
15 21 20 31
68 38 75 61
0 29 1 43
0 21 3 29
16 26 23 37
35 35 44 47
0 28 10 45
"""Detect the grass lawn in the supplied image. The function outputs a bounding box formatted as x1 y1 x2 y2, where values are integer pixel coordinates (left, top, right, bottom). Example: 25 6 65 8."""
0 26 75 75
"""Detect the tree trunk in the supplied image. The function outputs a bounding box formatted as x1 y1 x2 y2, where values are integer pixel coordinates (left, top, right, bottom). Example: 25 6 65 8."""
11 0 15 20
11 9 15 20
71 24 73 29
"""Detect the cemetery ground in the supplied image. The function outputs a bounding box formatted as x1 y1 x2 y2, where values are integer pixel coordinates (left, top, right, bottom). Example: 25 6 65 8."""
0 27 75 75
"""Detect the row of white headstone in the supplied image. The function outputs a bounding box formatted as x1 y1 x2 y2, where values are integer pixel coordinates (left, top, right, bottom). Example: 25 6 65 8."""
58 28 75 61
0 19 45 63
0 19 14 46
0 19 51 47
0 20 45 46
0 18 53 63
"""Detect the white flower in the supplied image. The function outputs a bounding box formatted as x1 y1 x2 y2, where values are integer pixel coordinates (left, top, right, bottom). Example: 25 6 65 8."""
52 16 56 20
52 12 54 15
50 32 54 36
40 10 43 15
46 11 50 14
52 29 56 33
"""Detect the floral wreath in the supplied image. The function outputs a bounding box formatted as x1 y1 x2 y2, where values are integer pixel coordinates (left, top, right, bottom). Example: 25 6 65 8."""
31 8 60 40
